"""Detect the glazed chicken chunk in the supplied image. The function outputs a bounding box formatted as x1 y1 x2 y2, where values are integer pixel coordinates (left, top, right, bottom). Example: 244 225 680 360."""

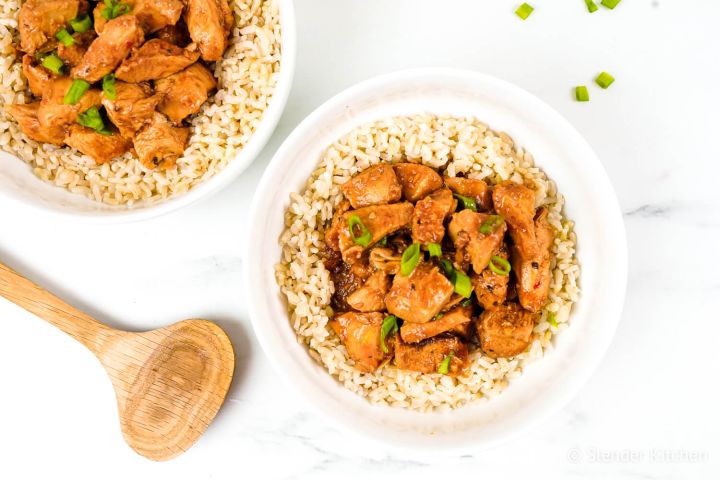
472 243 510 311
156 63 217 124
133 0 184 33
37 77 103 144
132 112 189 169
5 103 60 145
115 39 200 83
184 0 233 61
385 263 454 324
394 335 468 376
57 31 97 68
18 0 80 54
393 163 444 202
511 208 554 312
64 124 132 164
477 303 537 358
346 270 390 312
330 312 391 373
448 209 507 274
340 164 402 208
21 55 53 98
492 181 539 259
400 305 473 344
72 15 145 83
443 176 492 211
101 81 161 139
411 187 456 244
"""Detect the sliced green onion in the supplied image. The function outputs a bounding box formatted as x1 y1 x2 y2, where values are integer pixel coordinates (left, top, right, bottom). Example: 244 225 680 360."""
427 243 442 258
348 214 372 247
488 256 512 276
575 86 590 102
432 313 444 321
380 315 398 354
437 351 455 375
56 28 75 47
453 193 477 212
479 215 504 235
69 15 93 33
548 312 558 328
584 0 599 13
102 0 131 20
400 243 421 276
460 298 472 307
41 53 64 75
515 3 534 20
102 74 117 100
377 236 388 247
600 0 621 9
77 107 108 133
595 71 615 89
63 79 90 105
439 259 454 277
453 270 472 298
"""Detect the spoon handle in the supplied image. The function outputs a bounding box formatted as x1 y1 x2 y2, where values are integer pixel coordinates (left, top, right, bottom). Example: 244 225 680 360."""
0 262 114 353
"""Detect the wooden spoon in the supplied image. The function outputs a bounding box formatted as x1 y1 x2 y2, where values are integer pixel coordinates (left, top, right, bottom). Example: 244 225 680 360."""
0 262 234 461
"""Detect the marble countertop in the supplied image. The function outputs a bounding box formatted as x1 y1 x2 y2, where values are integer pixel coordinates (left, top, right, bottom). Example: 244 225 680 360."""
1 1 718 479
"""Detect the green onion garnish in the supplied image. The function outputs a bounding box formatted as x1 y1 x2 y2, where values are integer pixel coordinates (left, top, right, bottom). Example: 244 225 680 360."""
400 243 421 276
515 3 534 20
548 312 558 327
427 243 442 258
575 86 590 102
595 71 615 89
439 259 454 277
69 14 93 33
600 0 621 9
453 193 477 212
488 256 512 276
377 236 388 247
380 315 398 354
433 313 444 320
584 0 599 13
77 106 111 134
453 270 472 298
102 0 131 20
437 351 455 375
348 214 372 247
63 79 90 105
102 74 117 100
41 53 64 75
56 28 75 47
479 215 504 235
460 298 472 307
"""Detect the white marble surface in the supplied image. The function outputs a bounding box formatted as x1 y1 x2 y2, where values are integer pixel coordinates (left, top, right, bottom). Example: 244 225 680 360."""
1 1 718 478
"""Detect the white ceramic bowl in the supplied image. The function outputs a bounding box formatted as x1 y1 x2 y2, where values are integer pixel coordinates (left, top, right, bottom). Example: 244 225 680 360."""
0 0 296 223
244 68 627 453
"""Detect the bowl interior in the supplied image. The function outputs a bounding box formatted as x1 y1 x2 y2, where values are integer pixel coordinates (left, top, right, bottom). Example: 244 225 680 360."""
245 69 627 453
0 0 295 222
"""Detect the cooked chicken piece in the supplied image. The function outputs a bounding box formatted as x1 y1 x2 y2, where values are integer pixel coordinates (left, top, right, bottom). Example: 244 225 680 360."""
91 2 112 35
472 243 510 311
336 203 414 264
37 77 102 143
347 270 390 312
447 209 507 274
132 112 189 169
443 176 492 211
22 55 52 97
184 0 233 61
133 0 184 33
5 103 64 144
154 20 191 47
340 164 402 208
385 263 454 324
411 188 456 244
492 181 538 259
324 199 351 252
400 305 472 343
393 163 443 202
57 31 96 67
394 335 468 376
18 0 80 54
511 208 554 312
368 247 401 275
477 303 536 358
328 253 372 311
155 63 216 124
330 312 390 373
72 15 145 83
101 81 161 139
64 124 132 164
115 39 200 83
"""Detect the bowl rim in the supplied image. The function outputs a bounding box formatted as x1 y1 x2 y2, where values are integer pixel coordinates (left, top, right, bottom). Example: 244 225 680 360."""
0 0 296 224
244 67 628 454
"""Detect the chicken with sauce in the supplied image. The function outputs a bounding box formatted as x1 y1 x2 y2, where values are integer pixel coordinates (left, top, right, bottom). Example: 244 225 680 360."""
323 162 556 376
8 0 232 169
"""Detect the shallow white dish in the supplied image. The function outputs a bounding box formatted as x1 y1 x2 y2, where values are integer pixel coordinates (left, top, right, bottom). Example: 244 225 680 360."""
0 0 296 223
244 68 627 453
